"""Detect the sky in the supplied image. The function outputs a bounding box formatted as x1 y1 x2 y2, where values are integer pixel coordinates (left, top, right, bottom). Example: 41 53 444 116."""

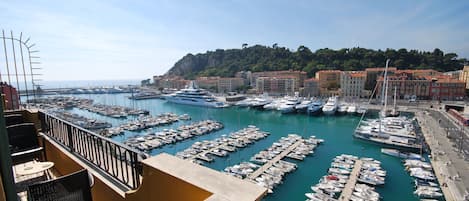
0 0 468 81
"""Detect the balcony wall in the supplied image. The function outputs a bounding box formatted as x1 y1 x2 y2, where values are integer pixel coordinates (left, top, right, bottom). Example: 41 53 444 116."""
126 153 267 201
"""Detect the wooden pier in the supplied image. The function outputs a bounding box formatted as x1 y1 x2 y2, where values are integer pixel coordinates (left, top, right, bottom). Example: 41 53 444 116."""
247 140 304 180
338 160 363 201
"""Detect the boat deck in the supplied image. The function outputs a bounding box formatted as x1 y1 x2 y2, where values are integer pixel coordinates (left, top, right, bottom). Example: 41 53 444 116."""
338 160 363 201
247 140 304 180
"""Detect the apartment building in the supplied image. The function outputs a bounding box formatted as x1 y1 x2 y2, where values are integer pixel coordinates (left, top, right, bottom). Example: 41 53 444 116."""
340 71 366 98
256 76 297 96
217 77 244 93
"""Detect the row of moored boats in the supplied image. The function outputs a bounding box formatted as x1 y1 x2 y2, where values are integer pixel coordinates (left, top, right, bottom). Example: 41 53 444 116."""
225 134 324 193
123 120 223 151
235 96 367 116
101 113 190 137
404 159 443 199
175 126 269 164
306 154 386 201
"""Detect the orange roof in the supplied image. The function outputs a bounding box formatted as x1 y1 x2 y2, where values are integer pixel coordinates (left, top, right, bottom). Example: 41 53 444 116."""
317 70 341 73
350 73 366 78
396 69 440 74
365 67 397 72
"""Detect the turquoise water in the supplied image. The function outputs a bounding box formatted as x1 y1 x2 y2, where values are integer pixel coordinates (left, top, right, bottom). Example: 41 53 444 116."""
62 93 419 201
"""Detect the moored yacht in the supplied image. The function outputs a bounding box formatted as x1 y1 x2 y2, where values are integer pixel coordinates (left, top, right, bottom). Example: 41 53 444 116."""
322 96 338 115
307 99 324 116
295 99 312 113
163 81 228 108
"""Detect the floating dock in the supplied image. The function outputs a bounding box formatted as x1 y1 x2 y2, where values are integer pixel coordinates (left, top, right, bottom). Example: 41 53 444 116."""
338 160 363 201
247 140 304 180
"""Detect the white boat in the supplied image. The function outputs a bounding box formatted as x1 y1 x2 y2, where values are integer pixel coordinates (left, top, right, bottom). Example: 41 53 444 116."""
381 148 422 160
277 101 298 114
322 96 338 115
347 104 357 115
337 103 348 115
295 100 312 113
163 81 228 108
307 99 323 115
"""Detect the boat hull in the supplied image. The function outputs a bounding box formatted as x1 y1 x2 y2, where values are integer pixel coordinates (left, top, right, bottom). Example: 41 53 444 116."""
354 134 421 152
165 97 226 108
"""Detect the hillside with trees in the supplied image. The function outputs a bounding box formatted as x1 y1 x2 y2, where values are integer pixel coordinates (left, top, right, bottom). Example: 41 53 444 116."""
165 45 467 79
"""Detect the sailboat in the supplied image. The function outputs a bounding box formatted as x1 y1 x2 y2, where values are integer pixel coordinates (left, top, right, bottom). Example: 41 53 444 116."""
354 59 422 152
380 66 399 118
388 86 400 117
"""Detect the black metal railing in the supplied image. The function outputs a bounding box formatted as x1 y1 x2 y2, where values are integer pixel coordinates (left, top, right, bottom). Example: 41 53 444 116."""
38 110 147 190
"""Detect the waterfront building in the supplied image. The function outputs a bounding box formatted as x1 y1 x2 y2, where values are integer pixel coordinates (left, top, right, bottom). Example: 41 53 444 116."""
459 66 469 89
251 70 306 88
340 71 366 98
256 76 297 96
444 70 462 79
428 76 466 101
235 70 252 85
302 78 320 97
365 67 397 91
398 69 441 77
376 71 431 100
153 75 189 90
218 77 245 93
315 70 341 97
196 76 220 91
0 82 19 110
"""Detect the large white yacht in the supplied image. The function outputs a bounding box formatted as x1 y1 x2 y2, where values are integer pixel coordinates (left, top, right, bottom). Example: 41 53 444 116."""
322 96 338 115
163 81 228 108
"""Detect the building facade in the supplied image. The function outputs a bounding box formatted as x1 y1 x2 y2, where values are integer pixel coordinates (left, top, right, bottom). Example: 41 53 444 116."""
315 70 341 96
302 78 320 97
376 72 431 100
196 76 220 91
429 77 466 101
340 71 366 98
364 67 397 91
218 77 244 93
153 76 189 89
459 66 469 89
256 76 297 96
251 70 306 88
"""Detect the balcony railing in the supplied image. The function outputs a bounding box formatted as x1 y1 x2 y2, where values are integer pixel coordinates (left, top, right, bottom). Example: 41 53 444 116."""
38 110 147 190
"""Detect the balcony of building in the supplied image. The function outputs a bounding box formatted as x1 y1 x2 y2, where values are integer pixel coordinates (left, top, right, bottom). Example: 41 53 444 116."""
0 109 267 201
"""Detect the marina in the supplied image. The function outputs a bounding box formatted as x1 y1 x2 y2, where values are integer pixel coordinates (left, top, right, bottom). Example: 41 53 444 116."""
123 120 223 151
32 93 435 201
176 126 269 164
306 155 386 201
224 134 324 193
101 112 185 137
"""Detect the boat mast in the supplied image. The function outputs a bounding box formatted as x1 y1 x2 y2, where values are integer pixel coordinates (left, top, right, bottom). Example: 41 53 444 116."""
383 59 390 113
393 85 397 113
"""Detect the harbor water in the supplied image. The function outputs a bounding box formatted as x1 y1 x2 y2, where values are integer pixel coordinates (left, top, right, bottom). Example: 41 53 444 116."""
59 93 420 201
